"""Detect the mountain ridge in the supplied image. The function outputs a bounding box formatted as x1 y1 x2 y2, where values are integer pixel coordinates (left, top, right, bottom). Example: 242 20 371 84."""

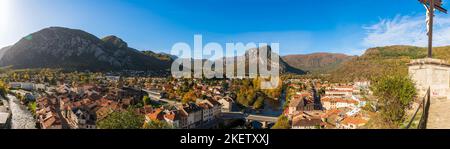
0 27 304 75
282 52 354 74
327 45 450 82
4 27 443 80
0 27 172 73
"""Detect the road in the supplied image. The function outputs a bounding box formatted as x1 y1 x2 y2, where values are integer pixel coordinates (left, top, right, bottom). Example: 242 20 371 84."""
142 89 182 105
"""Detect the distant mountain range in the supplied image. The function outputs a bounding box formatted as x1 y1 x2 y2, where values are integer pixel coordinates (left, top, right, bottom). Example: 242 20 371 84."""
282 53 354 74
3 27 443 80
172 45 306 75
0 27 304 75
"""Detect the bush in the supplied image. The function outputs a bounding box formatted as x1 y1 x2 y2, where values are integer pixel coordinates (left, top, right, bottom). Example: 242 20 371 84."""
97 108 144 129
28 102 37 116
182 90 197 104
272 115 290 129
0 80 8 97
142 96 150 105
371 74 417 127
143 120 173 129
253 96 265 109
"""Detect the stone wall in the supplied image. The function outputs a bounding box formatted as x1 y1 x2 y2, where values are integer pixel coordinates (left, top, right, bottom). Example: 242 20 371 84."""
408 58 450 100
408 58 450 128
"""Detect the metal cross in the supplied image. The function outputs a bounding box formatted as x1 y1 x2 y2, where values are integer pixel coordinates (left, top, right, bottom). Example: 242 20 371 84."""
419 0 447 58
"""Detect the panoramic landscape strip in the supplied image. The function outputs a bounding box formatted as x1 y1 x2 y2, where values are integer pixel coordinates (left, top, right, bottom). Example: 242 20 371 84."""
0 0 449 131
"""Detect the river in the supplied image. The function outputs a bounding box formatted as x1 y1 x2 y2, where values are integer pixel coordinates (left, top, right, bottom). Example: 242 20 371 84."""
7 94 36 129
245 89 287 117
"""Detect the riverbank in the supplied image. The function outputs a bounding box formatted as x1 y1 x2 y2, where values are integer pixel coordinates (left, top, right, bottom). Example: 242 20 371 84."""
6 94 36 129
240 88 287 117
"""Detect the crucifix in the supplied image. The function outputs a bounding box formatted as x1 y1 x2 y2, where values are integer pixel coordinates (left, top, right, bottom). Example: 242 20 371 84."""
420 0 447 58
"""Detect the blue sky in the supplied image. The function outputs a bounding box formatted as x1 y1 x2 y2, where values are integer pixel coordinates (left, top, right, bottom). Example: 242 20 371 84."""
1 0 449 56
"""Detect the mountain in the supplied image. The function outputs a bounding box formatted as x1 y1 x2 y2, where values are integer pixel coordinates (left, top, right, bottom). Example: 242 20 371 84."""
243 46 305 74
0 27 172 72
0 46 11 61
173 45 305 76
282 53 354 74
142 50 176 61
328 45 450 82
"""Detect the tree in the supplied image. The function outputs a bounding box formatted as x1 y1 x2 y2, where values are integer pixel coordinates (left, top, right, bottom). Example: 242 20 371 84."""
143 120 173 129
222 81 229 91
253 96 265 109
371 74 417 127
318 87 326 96
236 92 248 106
142 95 150 106
182 90 197 104
28 102 37 116
254 77 283 99
0 80 8 97
246 89 256 103
272 115 290 129
236 88 256 107
97 108 144 129
134 103 143 108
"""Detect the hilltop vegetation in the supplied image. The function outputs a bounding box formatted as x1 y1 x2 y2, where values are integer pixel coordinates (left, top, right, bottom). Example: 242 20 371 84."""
282 53 354 74
142 50 174 61
327 45 450 82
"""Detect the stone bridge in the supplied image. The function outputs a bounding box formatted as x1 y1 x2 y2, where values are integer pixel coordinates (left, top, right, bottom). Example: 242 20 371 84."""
221 112 279 128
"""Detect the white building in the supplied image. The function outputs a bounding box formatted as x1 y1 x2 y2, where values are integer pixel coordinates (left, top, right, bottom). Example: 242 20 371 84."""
198 102 213 123
321 97 357 110
164 111 180 128
9 82 35 91
218 96 234 112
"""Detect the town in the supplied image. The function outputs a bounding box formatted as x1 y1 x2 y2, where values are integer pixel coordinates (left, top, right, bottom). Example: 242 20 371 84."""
0 68 407 129
283 78 372 129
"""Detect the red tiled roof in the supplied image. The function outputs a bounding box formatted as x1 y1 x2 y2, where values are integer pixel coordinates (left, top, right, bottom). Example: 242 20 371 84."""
72 101 82 108
334 85 354 89
164 111 179 121
146 108 164 121
321 109 342 118
326 90 353 93
321 97 357 104
42 116 56 129
341 117 368 126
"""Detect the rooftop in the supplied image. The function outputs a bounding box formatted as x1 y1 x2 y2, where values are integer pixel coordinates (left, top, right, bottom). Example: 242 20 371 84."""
289 96 303 107
0 112 10 124
341 117 368 126
292 118 322 127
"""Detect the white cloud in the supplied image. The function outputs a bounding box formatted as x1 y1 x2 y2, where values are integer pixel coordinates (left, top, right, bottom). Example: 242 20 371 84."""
363 14 450 48
345 48 366 56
